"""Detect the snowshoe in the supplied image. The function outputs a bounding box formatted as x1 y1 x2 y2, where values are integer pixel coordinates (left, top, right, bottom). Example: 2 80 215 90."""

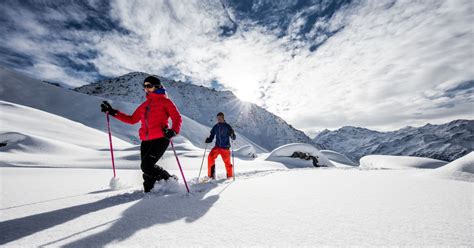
199 176 214 184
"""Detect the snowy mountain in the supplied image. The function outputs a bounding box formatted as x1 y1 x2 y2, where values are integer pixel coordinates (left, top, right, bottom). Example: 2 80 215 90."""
0 67 262 152
314 120 474 162
74 72 314 151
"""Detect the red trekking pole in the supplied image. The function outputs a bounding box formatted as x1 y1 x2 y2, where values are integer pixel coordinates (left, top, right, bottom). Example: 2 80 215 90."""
170 140 190 193
106 113 117 178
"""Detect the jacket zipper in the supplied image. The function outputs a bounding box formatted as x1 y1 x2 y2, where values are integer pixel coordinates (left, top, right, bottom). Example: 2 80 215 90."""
217 125 222 147
145 103 150 140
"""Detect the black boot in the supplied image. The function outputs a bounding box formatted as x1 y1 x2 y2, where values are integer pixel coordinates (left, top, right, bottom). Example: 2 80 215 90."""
154 166 173 182
210 165 216 179
143 174 156 192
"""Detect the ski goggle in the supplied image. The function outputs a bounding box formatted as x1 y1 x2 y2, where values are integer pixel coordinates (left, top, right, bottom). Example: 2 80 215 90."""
143 83 155 88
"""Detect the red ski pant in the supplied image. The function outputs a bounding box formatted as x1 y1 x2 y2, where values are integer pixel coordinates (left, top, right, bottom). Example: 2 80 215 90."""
208 147 233 178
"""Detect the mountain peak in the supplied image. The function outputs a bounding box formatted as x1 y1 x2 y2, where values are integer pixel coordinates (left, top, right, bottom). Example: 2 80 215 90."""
76 72 315 150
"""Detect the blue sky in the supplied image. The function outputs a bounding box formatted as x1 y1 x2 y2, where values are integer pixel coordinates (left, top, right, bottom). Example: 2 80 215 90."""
0 0 473 135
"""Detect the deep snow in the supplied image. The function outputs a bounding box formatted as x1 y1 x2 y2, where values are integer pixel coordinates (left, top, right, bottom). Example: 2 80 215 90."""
1 167 472 247
1 69 473 246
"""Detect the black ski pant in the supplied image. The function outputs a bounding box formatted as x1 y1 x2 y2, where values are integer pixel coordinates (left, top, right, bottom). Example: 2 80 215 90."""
140 138 172 192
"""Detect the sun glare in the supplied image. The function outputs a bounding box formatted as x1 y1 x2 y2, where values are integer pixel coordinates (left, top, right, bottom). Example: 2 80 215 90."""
234 88 259 104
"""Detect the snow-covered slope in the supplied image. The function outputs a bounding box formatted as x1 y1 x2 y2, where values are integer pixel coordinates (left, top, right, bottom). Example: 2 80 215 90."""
0 67 262 151
360 155 448 170
74 72 313 151
428 152 474 182
0 100 139 168
314 120 474 162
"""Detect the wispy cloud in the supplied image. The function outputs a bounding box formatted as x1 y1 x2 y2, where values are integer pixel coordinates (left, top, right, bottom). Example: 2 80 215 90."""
263 0 474 131
0 0 472 132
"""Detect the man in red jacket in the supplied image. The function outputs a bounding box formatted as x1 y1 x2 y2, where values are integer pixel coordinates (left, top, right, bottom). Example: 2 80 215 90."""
100 76 182 193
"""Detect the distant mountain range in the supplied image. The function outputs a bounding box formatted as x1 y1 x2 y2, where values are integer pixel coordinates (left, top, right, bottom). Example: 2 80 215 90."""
313 120 474 162
74 72 313 151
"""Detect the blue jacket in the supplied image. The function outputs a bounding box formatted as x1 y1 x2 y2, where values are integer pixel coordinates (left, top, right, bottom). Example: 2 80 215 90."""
208 122 235 148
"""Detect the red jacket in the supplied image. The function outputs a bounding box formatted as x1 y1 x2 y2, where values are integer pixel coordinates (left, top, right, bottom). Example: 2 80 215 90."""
114 93 182 141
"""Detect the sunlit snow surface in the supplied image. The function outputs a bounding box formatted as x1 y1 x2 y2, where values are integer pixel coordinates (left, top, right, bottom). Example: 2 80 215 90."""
1 100 472 246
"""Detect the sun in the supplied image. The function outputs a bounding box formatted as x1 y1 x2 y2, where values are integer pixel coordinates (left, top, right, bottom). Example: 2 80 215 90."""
234 88 259 104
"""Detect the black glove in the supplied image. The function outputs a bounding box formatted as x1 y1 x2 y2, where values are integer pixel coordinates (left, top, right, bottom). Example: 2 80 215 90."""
100 101 118 116
162 128 176 140
230 133 236 140
205 137 212 143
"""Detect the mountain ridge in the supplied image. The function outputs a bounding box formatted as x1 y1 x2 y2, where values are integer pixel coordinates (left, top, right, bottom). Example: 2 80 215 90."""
75 72 315 151
314 120 474 162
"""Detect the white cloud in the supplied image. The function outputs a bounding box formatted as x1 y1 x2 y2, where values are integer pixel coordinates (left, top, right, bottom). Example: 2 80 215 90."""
0 0 472 132
262 0 474 132
93 0 290 104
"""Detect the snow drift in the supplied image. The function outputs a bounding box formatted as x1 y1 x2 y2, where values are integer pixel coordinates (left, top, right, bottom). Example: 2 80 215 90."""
233 145 257 158
360 155 448 170
428 152 474 182
0 100 138 168
320 150 358 166
265 143 334 168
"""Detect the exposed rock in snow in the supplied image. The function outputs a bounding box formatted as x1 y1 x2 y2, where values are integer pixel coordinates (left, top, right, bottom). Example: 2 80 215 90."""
265 143 334 168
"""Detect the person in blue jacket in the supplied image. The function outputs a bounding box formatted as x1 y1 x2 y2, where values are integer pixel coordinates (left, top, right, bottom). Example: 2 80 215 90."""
205 112 236 179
